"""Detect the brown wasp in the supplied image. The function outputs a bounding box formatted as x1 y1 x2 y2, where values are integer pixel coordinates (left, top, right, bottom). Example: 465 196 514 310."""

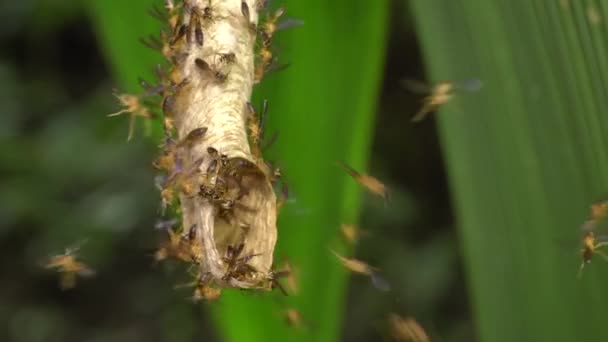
340 223 368 245
154 224 203 264
402 78 482 122
222 243 260 282
107 91 155 141
577 224 608 277
176 271 222 301
388 314 430 342
336 161 389 204
245 100 268 156
44 242 95 290
330 249 390 292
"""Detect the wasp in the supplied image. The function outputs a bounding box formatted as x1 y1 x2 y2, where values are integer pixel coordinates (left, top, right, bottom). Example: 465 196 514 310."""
205 146 222 176
586 199 608 226
402 78 482 122
241 1 254 32
330 249 390 291
177 127 208 149
202 0 214 22
254 43 291 83
186 8 204 46
259 8 303 47
284 308 304 329
245 100 268 156
107 91 155 141
170 24 187 46
154 224 202 264
578 230 608 277
195 58 229 83
163 0 182 31
340 223 368 245
256 0 268 11
160 157 204 210
222 243 260 282
387 314 430 342
140 30 174 61
44 242 95 290
176 271 222 301
254 8 302 83
267 259 297 295
336 161 389 204
217 52 236 65
155 127 205 175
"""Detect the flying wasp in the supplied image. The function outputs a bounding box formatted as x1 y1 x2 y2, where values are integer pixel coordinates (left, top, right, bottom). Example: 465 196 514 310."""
254 8 302 83
336 161 389 204
340 223 368 245
44 242 95 290
581 199 608 231
578 230 608 278
284 308 305 329
267 259 298 295
402 78 482 122
259 8 303 47
387 314 430 342
107 91 155 141
176 271 222 301
330 249 390 292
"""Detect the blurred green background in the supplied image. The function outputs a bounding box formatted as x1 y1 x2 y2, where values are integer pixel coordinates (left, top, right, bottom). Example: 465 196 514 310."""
3 0 607 341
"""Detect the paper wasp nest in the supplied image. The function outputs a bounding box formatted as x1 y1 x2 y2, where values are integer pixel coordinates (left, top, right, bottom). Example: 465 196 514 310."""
137 0 285 292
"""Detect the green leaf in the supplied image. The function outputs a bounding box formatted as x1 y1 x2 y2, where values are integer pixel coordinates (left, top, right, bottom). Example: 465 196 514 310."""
214 1 388 341
409 1 608 341
87 0 388 341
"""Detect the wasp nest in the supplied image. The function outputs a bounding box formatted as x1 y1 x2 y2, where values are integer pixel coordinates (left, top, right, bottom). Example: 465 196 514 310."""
111 0 294 298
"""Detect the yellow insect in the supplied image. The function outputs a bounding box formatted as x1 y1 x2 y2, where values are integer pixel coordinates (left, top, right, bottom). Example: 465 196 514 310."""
107 92 154 141
578 230 608 277
245 100 268 157
267 259 298 295
154 224 202 264
336 161 389 203
340 223 368 245
402 78 482 122
44 243 95 290
330 249 390 291
388 314 430 342
175 271 221 302
284 308 304 329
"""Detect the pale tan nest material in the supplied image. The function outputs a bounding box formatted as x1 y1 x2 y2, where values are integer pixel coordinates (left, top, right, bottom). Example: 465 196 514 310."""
172 0 277 288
